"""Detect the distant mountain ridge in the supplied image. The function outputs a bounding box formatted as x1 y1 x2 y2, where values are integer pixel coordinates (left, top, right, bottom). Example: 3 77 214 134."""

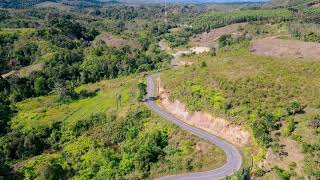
0 0 102 9
1 0 313 8
100 0 270 4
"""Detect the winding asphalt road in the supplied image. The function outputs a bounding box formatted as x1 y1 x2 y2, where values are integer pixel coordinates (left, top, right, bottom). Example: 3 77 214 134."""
144 43 242 180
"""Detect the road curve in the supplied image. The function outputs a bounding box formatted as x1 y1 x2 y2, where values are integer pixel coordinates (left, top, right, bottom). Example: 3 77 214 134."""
145 73 242 180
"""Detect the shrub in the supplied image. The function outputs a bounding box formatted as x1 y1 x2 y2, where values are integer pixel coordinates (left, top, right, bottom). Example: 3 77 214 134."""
282 117 296 137
272 166 291 180
218 34 234 48
137 82 147 102
254 168 266 177
200 61 207 68
286 101 303 115
236 167 251 180
252 120 271 148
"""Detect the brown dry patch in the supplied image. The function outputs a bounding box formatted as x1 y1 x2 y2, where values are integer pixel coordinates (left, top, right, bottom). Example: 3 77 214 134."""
35 1 71 11
101 33 128 47
1 63 44 78
250 37 320 60
311 2 320 7
259 138 305 177
157 78 252 147
177 60 194 66
189 23 246 47
195 142 211 154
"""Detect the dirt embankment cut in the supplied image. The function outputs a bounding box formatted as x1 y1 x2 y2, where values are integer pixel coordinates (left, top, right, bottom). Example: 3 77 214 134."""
189 23 246 47
250 37 320 60
158 79 252 147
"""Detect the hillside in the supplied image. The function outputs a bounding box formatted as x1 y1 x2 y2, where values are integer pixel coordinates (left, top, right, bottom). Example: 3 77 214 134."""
156 6 320 178
0 3 228 180
159 39 320 178
0 1 319 180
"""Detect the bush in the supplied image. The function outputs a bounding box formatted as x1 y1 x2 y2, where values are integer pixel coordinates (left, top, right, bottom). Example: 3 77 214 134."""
286 101 303 115
252 120 271 148
35 162 67 180
53 83 78 104
200 61 207 68
263 112 281 130
254 168 266 177
282 117 296 137
272 166 291 180
237 167 251 180
73 113 106 137
137 82 147 102
218 34 234 48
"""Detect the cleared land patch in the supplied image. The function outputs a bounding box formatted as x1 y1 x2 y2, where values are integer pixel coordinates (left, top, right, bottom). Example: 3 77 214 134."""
1 63 44 78
189 23 246 47
99 33 129 47
250 37 320 60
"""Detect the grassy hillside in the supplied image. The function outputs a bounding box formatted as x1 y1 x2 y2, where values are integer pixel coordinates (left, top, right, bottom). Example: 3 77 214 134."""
3 75 226 179
161 43 320 178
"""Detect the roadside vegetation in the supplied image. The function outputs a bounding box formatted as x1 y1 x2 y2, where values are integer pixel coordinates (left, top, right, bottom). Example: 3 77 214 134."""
161 42 320 178
2 75 226 179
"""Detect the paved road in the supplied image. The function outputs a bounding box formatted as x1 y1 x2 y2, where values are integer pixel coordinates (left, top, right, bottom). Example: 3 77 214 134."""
145 73 242 179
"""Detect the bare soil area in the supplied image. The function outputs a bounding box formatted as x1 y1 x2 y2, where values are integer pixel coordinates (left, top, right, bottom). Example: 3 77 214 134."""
311 2 320 7
250 37 320 60
101 33 128 47
171 47 209 67
189 23 246 47
1 63 44 78
176 60 194 66
259 138 305 177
